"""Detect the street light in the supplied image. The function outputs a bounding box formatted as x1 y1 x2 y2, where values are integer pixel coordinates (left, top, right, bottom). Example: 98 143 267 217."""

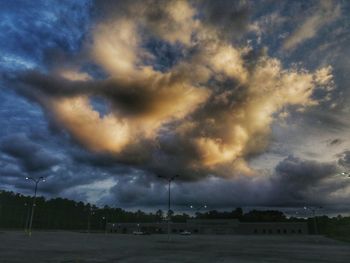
304 206 322 235
190 204 207 212
190 204 208 220
87 207 96 233
24 202 31 233
158 174 179 241
102 216 108 234
188 204 207 233
340 172 350 177
25 176 45 236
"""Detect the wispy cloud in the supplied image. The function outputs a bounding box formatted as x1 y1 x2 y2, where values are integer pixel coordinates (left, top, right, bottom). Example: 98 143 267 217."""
283 0 341 50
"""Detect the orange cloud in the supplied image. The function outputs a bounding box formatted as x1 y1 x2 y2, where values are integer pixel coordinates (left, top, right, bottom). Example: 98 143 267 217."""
22 0 334 179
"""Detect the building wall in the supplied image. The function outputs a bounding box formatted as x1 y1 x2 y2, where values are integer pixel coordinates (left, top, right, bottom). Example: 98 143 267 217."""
236 222 309 235
106 220 309 235
107 223 166 234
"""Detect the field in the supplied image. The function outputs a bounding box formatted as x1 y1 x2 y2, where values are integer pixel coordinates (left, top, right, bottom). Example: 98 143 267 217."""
0 231 349 263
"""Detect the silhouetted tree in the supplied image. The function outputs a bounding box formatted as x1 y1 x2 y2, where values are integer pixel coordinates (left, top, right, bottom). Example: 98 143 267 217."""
0 190 349 239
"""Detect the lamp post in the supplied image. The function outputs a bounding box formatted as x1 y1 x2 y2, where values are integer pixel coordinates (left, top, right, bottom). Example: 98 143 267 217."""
102 216 108 234
26 176 45 236
340 171 350 177
158 174 179 241
190 204 207 219
189 205 207 233
190 204 208 221
87 207 96 233
24 202 31 233
190 204 207 212
304 206 322 235
338 171 350 216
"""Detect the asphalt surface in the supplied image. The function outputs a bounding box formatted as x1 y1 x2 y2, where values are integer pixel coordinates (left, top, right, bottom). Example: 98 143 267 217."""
0 231 349 263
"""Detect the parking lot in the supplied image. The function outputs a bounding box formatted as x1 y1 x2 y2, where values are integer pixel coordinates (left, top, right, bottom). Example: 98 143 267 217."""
0 231 349 263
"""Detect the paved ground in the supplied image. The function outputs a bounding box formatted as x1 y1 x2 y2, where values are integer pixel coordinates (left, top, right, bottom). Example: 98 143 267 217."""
0 231 349 263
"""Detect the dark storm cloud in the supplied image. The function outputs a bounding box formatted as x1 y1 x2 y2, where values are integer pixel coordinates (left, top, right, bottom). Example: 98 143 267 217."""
0 138 118 197
270 156 339 206
260 155 348 207
10 165 104 196
274 156 335 182
0 133 60 172
70 148 140 175
101 155 349 210
37 167 103 195
0 159 25 178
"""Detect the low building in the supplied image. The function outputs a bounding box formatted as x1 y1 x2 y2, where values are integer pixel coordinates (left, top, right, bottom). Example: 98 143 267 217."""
106 219 309 235
236 222 308 235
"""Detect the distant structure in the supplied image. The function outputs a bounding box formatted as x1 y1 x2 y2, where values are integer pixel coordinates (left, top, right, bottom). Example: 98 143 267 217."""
106 219 309 235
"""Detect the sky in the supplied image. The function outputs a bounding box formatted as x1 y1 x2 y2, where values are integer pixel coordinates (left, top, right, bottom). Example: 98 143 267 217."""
0 0 350 215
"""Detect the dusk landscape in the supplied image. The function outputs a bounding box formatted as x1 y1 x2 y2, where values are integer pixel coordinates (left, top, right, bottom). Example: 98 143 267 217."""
0 1 349 262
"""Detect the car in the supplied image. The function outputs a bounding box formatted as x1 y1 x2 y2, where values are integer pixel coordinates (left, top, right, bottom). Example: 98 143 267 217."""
180 231 191 235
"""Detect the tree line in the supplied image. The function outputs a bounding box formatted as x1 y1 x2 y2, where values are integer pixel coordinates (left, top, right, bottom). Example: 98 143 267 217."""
0 190 349 239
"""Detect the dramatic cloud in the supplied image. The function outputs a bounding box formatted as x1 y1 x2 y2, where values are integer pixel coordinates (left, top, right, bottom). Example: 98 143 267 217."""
11 0 334 180
100 156 350 210
271 156 339 205
2 0 350 213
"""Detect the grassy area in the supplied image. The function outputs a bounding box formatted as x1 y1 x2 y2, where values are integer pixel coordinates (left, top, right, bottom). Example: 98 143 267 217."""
319 219 350 243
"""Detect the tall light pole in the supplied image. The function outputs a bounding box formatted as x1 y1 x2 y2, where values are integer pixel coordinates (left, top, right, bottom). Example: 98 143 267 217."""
26 176 45 236
24 202 31 233
87 206 96 233
158 174 179 241
102 216 108 234
189 204 207 233
304 206 322 235
340 171 350 177
190 204 208 220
